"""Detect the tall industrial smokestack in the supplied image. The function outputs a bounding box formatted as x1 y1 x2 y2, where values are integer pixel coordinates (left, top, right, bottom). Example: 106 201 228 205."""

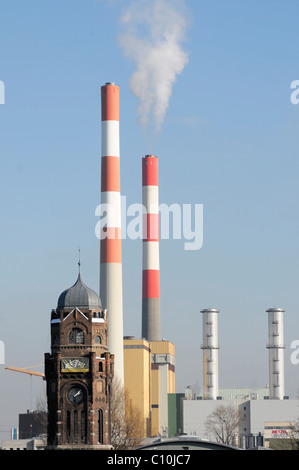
100 82 124 385
142 155 161 341
266 307 285 400
201 308 219 400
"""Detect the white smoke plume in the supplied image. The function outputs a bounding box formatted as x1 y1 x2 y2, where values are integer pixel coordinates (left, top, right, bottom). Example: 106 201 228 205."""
118 0 189 132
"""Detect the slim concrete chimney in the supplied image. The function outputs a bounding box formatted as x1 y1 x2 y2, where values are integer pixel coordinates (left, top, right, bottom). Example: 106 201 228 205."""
142 155 161 341
100 82 124 385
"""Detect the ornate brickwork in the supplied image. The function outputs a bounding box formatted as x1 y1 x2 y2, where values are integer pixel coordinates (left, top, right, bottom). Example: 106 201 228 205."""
45 274 114 449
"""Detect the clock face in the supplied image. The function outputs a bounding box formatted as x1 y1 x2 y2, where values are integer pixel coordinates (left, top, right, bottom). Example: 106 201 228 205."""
68 386 84 404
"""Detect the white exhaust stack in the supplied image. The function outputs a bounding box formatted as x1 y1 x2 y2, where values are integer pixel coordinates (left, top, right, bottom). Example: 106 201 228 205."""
266 308 285 400
201 308 219 400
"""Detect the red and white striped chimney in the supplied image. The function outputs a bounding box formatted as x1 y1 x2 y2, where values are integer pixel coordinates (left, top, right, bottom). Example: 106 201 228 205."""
142 154 161 342
100 82 124 385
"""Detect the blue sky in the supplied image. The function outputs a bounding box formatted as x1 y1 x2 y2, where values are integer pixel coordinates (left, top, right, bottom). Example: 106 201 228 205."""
1 0 299 438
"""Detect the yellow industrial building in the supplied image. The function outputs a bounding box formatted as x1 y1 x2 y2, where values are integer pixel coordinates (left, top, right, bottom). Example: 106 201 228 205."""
123 337 175 438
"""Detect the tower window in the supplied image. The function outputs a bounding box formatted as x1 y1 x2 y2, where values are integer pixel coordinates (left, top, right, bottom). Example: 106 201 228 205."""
66 411 71 443
74 410 78 443
94 335 102 344
81 410 86 443
98 409 103 444
69 328 84 344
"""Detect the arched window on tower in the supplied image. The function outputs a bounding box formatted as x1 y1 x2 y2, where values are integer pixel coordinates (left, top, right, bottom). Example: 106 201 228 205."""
94 335 102 344
98 409 103 444
69 328 84 344
81 410 86 443
66 410 71 443
74 410 78 443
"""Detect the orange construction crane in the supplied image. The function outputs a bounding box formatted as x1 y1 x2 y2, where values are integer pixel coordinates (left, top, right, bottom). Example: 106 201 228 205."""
5 365 45 378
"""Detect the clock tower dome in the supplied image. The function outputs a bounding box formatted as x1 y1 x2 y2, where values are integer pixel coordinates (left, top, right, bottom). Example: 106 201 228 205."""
45 272 114 449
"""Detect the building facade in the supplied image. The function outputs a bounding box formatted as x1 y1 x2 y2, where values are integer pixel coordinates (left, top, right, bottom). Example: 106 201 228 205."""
180 391 299 449
239 399 299 448
45 273 114 449
123 338 175 438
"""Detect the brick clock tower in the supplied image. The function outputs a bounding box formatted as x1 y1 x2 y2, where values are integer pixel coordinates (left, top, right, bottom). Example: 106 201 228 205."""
45 272 114 449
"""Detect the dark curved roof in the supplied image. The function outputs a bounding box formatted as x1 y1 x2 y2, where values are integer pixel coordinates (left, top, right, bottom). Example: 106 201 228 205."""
136 437 241 451
57 273 102 309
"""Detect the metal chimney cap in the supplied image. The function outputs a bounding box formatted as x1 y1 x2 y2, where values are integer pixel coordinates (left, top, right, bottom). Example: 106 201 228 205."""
144 154 157 158
266 307 285 313
105 82 115 85
200 308 219 313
